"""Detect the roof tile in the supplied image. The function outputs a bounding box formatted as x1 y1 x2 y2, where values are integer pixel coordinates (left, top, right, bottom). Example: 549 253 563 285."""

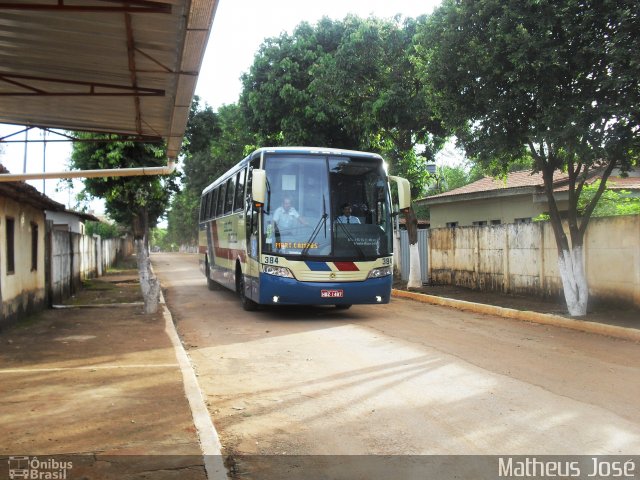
423 170 567 200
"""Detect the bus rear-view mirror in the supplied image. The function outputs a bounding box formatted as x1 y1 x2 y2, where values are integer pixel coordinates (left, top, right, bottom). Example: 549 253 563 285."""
389 175 411 210
252 169 267 207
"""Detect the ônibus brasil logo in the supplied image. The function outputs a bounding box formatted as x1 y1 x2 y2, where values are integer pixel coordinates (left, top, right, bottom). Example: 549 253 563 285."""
7 456 73 479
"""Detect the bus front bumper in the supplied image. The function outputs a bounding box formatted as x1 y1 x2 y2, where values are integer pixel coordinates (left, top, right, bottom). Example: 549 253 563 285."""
257 273 392 306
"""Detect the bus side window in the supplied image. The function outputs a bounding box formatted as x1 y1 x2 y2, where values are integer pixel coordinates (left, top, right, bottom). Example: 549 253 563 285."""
216 183 226 217
199 196 206 222
234 170 245 212
204 190 213 220
211 188 219 219
225 177 236 214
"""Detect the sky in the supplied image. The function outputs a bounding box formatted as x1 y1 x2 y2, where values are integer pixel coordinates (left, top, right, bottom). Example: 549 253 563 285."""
0 0 450 212
197 0 440 109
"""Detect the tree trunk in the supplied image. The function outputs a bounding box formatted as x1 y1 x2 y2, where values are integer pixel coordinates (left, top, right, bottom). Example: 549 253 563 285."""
134 210 160 314
407 243 422 289
405 206 422 289
557 245 588 317
135 237 160 314
539 160 590 317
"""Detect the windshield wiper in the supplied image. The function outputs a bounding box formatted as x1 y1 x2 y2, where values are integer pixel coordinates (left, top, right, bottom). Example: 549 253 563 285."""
265 176 272 214
301 194 328 257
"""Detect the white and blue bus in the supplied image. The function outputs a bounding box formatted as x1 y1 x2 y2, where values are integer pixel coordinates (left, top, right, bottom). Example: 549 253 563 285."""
199 147 410 310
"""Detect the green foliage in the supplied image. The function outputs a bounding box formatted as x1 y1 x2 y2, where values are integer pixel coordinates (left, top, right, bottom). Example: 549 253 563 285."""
85 221 122 239
578 181 640 217
182 96 220 157
166 98 258 247
533 213 550 223
150 227 174 251
240 18 353 147
239 15 448 187
166 188 200 246
416 0 640 253
534 181 640 222
181 100 254 195
70 134 177 234
422 164 483 197
417 0 639 175
439 165 471 192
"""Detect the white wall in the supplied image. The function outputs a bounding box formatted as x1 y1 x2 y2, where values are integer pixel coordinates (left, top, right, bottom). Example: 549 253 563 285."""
428 215 640 307
0 197 47 323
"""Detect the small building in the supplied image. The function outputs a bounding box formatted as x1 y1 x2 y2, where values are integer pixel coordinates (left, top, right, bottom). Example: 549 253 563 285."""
0 168 65 327
46 209 100 234
418 170 640 228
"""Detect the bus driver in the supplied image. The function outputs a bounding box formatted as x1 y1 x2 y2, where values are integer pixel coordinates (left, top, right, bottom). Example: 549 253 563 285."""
273 195 306 230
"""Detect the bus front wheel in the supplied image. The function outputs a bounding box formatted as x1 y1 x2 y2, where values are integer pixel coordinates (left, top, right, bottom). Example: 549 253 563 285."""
335 304 352 310
238 271 258 311
205 258 216 290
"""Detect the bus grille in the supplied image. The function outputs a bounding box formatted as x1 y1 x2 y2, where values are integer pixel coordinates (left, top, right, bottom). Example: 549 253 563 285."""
296 271 367 282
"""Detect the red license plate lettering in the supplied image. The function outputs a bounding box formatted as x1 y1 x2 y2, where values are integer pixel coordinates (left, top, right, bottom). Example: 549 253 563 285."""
321 289 344 298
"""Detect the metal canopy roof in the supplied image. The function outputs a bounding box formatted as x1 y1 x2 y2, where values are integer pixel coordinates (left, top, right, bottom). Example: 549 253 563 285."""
0 0 218 161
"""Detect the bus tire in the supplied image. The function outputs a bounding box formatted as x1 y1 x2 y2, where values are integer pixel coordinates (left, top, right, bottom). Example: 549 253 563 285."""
238 270 258 311
205 258 216 290
335 304 352 310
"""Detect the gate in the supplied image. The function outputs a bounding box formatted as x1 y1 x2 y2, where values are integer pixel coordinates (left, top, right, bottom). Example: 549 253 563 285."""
399 229 429 284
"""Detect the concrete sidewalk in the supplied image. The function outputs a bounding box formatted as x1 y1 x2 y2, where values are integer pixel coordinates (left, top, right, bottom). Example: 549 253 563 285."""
392 289 640 343
0 270 218 479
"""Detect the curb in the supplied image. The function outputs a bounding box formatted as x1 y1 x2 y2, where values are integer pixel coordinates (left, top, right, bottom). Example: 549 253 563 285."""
159 290 229 480
392 289 640 343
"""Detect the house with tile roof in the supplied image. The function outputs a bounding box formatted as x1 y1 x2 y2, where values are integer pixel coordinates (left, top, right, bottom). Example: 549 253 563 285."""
417 169 640 228
1 165 66 325
1 164 134 326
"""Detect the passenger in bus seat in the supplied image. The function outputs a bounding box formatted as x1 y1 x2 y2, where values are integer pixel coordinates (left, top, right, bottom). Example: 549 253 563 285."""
335 203 361 224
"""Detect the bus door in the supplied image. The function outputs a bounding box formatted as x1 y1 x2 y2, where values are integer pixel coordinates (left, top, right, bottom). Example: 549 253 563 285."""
245 159 261 288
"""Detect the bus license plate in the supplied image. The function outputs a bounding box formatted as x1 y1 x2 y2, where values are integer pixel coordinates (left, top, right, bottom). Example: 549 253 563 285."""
321 289 344 298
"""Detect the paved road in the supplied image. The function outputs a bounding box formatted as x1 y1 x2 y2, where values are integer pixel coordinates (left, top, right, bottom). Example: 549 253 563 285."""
152 253 640 475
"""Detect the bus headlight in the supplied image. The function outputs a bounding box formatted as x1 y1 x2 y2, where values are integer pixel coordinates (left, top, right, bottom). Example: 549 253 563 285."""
263 265 294 278
368 266 392 279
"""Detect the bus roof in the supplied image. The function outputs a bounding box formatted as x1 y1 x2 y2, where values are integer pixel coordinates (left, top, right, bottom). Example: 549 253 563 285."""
201 146 384 195
253 146 383 159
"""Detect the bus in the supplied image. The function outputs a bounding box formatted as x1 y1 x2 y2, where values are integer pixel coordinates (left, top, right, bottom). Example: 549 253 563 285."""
198 147 410 310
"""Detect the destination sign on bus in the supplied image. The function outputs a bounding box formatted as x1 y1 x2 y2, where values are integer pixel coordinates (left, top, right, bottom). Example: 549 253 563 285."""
275 242 319 250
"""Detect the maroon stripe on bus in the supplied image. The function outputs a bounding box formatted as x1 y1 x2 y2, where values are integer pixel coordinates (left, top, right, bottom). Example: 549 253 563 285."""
210 221 246 263
334 261 359 271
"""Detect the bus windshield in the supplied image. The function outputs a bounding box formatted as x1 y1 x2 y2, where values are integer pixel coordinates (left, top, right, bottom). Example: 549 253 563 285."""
262 154 393 259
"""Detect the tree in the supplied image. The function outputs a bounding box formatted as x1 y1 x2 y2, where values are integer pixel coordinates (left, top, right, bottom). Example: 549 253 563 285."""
417 0 639 316
240 18 352 147
166 188 200 247
70 135 177 313
240 15 448 288
85 221 122 239
311 16 447 288
167 99 254 247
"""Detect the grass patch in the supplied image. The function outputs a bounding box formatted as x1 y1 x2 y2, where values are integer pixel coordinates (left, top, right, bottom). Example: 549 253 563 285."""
81 279 117 291
106 255 138 273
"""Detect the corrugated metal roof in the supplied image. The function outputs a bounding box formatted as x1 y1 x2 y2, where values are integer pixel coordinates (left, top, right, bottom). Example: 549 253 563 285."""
0 0 218 160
